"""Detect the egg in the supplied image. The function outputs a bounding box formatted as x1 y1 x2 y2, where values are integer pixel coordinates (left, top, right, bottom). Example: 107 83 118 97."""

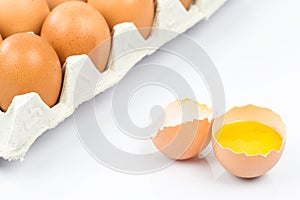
0 34 2 43
180 0 193 10
41 1 111 71
46 0 87 10
212 105 286 178
0 0 49 38
88 0 155 39
152 99 212 160
0 33 62 112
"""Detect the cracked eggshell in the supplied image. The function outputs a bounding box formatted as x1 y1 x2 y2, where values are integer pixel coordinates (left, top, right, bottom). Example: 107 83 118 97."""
152 99 212 160
212 105 286 178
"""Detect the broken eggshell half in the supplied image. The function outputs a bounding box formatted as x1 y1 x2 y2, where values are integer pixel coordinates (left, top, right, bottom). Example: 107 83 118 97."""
152 99 213 160
212 105 286 178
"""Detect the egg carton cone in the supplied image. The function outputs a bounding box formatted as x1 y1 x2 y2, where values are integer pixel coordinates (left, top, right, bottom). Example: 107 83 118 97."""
0 0 227 161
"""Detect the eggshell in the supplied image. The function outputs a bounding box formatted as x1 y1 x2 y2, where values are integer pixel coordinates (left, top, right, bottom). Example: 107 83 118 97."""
41 1 111 71
0 0 49 38
46 0 87 10
0 33 62 112
181 0 193 10
88 0 155 39
212 105 286 178
152 99 212 160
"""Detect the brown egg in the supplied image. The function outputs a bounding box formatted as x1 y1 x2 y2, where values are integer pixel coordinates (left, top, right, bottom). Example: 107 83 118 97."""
0 34 2 43
41 1 111 71
180 0 193 10
212 105 286 178
88 0 155 39
46 0 87 10
0 0 49 38
0 33 62 112
152 99 212 160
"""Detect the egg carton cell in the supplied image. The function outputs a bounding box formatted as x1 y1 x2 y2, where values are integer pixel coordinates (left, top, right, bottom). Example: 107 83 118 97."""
0 0 228 160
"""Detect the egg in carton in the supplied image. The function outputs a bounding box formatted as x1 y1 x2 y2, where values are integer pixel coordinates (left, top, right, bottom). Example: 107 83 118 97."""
0 0 227 161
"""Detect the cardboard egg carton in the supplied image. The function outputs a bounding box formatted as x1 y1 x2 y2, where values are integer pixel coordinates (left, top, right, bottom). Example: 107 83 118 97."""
0 0 227 160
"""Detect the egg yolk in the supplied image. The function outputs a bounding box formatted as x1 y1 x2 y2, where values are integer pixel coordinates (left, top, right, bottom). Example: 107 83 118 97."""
216 121 282 156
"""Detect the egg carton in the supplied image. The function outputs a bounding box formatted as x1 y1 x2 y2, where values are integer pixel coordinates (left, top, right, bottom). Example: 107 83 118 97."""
0 0 227 161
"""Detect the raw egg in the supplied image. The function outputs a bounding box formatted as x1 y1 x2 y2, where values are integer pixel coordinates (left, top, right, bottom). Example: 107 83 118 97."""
180 0 193 10
0 0 49 38
88 0 155 39
212 105 286 178
0 33 62 112
41 1 111 71
46 0 87 10
152 99 212 160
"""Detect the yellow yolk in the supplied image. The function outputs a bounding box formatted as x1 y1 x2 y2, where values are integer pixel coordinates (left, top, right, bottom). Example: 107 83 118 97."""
216 121 282 156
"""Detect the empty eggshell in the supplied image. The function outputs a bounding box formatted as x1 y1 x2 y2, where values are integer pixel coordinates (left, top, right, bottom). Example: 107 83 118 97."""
152 99 212 160
212 105 286 178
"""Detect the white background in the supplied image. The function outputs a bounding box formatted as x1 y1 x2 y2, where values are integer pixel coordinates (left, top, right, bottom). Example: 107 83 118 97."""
1 0 300 199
